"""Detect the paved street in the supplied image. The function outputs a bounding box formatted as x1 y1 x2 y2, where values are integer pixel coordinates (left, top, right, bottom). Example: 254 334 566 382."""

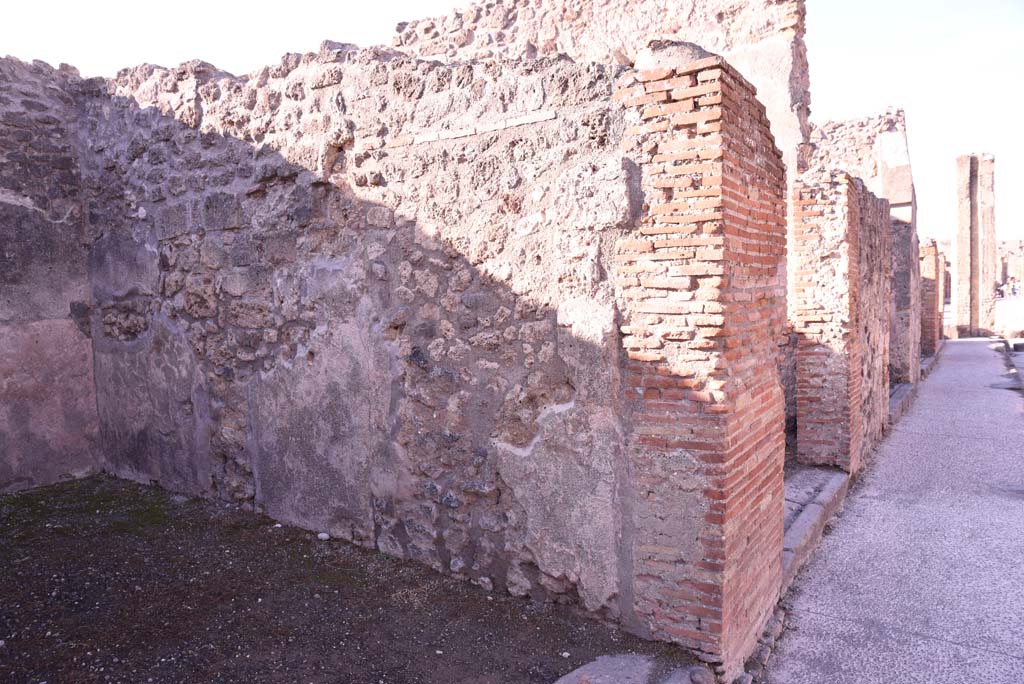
767 339 1024 683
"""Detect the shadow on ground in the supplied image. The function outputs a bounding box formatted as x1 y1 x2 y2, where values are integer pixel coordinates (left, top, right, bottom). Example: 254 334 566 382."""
0 476 694 684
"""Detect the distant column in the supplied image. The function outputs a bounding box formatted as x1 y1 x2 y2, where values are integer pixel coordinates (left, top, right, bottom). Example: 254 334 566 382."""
955 155 997 336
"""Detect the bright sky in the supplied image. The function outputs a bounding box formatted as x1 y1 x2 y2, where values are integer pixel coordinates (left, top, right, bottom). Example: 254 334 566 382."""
3 0 1022 242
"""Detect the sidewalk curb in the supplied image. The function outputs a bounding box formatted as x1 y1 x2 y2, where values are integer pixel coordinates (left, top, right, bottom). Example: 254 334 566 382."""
781 471 850 593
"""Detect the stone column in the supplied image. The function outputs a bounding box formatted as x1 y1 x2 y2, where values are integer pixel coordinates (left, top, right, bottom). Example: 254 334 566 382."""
955 154 997 336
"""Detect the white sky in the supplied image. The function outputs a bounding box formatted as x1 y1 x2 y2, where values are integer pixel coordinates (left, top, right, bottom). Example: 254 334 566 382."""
3 0 1022 242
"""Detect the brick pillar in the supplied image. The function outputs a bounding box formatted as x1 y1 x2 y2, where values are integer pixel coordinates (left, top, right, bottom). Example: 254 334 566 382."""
955 154 997 336
791 172 864 472
920 239 942 356
614 45 786 680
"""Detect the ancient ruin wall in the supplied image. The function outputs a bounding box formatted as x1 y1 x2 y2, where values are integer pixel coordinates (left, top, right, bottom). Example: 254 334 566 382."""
0 60 99 492
856 186 892 457
920 239 943 357
792 172 862 471
808 109 915 224
393 0 811 181
954 154 997 336
890 220 921 385
809 109 920 389
791 172 890 472
391 0 809 452
0 41 789 675
0 42 787 674
75 48 644 617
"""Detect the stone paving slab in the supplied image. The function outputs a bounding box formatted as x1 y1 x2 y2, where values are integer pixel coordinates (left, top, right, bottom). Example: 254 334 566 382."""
767 339 1024 683
553 656 714 684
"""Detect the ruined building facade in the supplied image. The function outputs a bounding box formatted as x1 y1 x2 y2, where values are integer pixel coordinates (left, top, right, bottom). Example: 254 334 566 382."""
1 0 948 679
3 43 788 679
998 240 1024 289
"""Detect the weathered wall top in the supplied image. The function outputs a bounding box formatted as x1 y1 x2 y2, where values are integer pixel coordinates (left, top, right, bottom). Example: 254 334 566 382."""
807 108 915 223
394 0 804 60
393 0 811 179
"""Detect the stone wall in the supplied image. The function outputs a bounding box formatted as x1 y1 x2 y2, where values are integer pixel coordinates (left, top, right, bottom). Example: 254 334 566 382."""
0 60 100 492
855 185 892 457
808 108 920 391
393 0 811 182
791 171 890 473
78 48 639 612
920 239 943 357
0 42 788 677
954 154 997 337
392 0 811 449
807 109 915 224
890 220 921 385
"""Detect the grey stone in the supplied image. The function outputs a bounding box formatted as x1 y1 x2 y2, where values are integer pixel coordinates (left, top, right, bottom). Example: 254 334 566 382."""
634 41 715 71
554 655 654 684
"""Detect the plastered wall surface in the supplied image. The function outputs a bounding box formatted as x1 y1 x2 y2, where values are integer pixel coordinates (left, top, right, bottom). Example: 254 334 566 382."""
0 59 99 492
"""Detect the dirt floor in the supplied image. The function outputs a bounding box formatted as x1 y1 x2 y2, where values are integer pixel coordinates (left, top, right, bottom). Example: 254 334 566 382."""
0 476 694 684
